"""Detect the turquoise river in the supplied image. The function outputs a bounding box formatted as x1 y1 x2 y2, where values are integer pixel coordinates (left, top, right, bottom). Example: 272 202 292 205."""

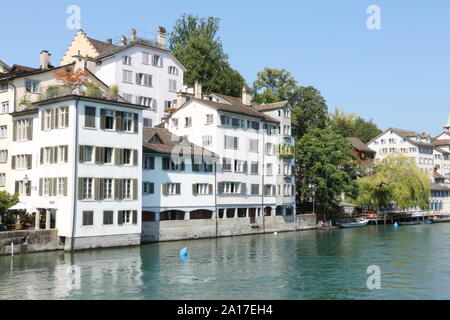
2 223 450 299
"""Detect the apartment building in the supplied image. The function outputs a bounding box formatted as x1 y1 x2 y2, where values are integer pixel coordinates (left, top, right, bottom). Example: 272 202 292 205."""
9 92 144 250
0 51 109 193
165 84 296 219
60 27 186 128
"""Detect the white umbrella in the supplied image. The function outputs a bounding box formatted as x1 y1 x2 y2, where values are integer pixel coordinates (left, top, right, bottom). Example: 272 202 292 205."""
8 202 37 214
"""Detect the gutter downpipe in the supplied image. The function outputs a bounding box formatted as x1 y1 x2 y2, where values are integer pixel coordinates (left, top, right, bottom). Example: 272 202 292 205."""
70 96 81 251
262 122 266 232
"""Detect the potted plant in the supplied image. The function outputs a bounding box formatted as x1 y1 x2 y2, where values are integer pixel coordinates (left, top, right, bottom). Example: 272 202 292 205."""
107 85 119 101
85 81 102 98
18 95 32 109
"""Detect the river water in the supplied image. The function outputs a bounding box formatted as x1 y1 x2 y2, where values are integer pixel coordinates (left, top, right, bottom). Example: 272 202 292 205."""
1 223 450 300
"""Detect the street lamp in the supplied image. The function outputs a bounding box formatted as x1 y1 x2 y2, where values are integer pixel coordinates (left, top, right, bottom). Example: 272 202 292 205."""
23 174 29 185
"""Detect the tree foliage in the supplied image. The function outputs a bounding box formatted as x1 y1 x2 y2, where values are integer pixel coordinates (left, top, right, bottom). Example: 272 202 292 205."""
0 191 19 224
354 155 430 211
329 108 382 144
296 128 360 218
253 68 328 139
169 14 245 97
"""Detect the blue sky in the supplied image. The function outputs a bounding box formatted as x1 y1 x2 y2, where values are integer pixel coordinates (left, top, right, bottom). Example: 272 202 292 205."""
1 0 450 136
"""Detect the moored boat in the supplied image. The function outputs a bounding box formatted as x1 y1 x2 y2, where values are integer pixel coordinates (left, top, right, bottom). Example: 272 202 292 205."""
398 221 422 226
338 219 369 228
430 216 450 223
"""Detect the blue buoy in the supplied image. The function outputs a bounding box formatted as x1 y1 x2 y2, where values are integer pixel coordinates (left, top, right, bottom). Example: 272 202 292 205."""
394 222 398 230
179 247 188 259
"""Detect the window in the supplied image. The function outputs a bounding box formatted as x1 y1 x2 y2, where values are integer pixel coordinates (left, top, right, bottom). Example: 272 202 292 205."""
0 82 7 92
0 150 7 163
164 183 180 195
123 149 132 165
251 162 259 175
1 101 8 114
119 210 134 225
59 106 69 128
222 182 241 194
0 174 5 187
25 79 40 93
169 79 177 92
193 184 211 195
105 110 115 129
57 177 66 196
142 52 150 65
82 178 93 199
122 56 132 66
206 114 213 124
168 66 178 75
266 163 273 176
249 139 259 153
44 109 51 130
172 118 178 128
123 112 133 132
0 126 6 138
123 179 132 199
232 118 244 128
14 119 32 141
136 73 152 87
264 184 275 196
123 70 133 83
143 156 155 170
103 211 114 225
103 179 113 199
202 135 212 147
143 182 155 195
152 55 162 67
185 117 192 127
234 160 245 173
248 121 260 131
143 118 152 127
220 115 231 126
222 158 232 171
43 178 51 196
265 143 275 156
251 184 260 195
82 146 93 163
123 93 133 103
85 106 96 128
15 180 31 196
12 154 32 170
224 136 239 150
138 96 153 108
162 157 185 171
82 211 94 226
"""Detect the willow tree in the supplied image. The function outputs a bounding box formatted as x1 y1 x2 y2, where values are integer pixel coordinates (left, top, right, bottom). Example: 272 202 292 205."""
354 155 430 211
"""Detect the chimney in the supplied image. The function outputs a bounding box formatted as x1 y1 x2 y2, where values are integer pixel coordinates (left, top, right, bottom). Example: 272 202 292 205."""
106 38 113 45
120 35 128 46
177 93 188 108
242 86 252 106
130 28 137 42
40 50 51 70
194 81 202 99
72 55 85 72
157 26 167 49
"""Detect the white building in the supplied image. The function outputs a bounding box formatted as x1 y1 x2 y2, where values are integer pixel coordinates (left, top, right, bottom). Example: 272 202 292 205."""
10 93 144 250
61 28 186 128
164 84 296 218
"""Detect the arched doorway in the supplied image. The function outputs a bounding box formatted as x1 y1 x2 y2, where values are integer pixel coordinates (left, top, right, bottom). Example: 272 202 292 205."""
160 210 185 221
190 210 213 220
264 206 272 216
142 211 157 222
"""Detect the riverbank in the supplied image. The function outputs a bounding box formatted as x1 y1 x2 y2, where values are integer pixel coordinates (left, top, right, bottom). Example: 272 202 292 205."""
0 214 317 256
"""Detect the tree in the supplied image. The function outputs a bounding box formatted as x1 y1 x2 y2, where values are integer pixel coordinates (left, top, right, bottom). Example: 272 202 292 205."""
53 69 88 93
354 155 430 211
252 68 328 139
329 108 382 144
169 14 245 97
0 191 19 225
296 128 360 218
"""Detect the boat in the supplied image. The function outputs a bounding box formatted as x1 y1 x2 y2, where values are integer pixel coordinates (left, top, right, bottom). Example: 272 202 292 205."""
397 221 422 226
430 216 450 223
338 219 369 228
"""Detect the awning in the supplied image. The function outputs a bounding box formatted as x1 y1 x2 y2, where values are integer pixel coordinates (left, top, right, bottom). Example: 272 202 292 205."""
8 202 37 214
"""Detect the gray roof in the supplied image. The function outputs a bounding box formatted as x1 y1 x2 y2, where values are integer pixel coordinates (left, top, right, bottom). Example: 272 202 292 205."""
346 137 376 153
253 101 289 112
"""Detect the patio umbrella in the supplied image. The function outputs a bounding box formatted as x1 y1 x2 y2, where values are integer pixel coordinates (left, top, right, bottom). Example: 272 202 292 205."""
8 202 37 214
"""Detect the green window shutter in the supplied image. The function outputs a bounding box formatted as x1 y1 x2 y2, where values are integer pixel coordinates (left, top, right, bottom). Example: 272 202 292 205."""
49 178 54 196
41 111 45 130
118 211 124 225
11 156 15 169
53 146 58 163
115 111 124 131
133 150 138 166
53 178 57 196
132 210 138 224
95 147 102 164
39 178 43 196
14 181 19 194
40 148 44 164
54 108 59 129
133 179 138 200
65 107 69 127
94 178 100 200
27 155 32 169
134 113 139 133
100 109 106 129
64 146 68 162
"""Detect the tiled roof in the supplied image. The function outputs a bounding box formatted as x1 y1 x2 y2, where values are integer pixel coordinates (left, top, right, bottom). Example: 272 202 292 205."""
0 63 73 81
209 93 245 106
346 137 376 153
432 139 450 146
430 183 450 191
142 127 217 158
253 101 289 112
87 37 117 56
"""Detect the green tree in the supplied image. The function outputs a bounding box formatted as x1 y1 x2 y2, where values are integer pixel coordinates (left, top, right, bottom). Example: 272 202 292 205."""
329 108 382 144
0 191 19 225
169 14 245 97
253 68 328 139
296 128 359 218
354 155 430 211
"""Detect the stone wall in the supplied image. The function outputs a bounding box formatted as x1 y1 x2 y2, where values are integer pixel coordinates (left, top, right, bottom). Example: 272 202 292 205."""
0 230 62 255
141 214 317 243
64 233 141 251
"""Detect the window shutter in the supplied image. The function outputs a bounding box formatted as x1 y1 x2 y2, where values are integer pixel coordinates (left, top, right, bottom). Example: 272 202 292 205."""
39 178 43 196
162 184 168 195
79 146 84 163
49 178 54 196
115 149 123 165
100 109 106 129
53 146 58 163
41 111 45 130
64 146 68 162
208 184 213 195
162 157 169 170
218 183 224 195
150 157 155 169
132 210 138 224
118 211 124 225
50 108 55 129
133 179 138 200
152 99 157 112
115 111 124 131
11 156 15 169
150 183 154 194
40 148 44 164
241 183 247 195
114 179 119 200
27 155 32 169
26 182 31 196
52 178 57 196
14 181 19 194
27 119 33 140
133 150 138 166
134 113 138 133
99 179 104 200
243 161 248 174
176 183 181 195
50 146 54 164
95 147 102 164
192 184 197 195
78 178 83 199
12 121 17 141
65 107 69 127
54 108 59 129
64 177 68 196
